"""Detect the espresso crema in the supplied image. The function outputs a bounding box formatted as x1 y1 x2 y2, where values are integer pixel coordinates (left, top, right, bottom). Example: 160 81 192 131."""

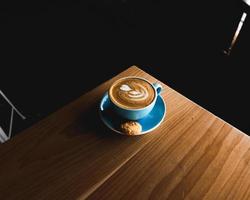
109 77 155 109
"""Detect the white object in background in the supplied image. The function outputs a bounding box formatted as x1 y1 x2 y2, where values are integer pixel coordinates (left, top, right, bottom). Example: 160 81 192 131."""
0 90 26 120
0 126 8 143
224 12 247 55
243 0 250 6
0 90 26 143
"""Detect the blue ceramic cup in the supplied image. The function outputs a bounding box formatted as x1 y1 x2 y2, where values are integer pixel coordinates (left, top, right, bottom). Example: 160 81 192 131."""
100 77 162 120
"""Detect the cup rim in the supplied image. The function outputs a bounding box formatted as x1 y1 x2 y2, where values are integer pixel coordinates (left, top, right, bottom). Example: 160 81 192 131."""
108 76 158 111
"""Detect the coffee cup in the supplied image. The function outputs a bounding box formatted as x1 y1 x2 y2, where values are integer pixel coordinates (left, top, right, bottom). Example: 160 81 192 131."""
100 76 162 120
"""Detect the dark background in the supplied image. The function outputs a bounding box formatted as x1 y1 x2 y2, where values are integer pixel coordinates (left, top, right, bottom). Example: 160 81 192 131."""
1 0 249 135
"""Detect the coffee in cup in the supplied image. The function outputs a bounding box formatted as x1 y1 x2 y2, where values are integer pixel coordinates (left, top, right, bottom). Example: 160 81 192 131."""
109 77 155 109
105 76 162 120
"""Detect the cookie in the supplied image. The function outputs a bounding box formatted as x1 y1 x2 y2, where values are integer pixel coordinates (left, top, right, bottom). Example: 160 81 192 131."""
120 121 142 135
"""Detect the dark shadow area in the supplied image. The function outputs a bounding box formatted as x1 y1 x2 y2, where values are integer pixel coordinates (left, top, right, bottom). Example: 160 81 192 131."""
74 101 112 137
74 100 138 141
1 0 249 135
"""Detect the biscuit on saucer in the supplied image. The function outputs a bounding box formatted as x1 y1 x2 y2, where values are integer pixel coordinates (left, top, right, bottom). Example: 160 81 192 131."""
120 121 142 135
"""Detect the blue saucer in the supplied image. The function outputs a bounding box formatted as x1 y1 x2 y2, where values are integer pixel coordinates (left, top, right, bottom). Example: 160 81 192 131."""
99 92 166 135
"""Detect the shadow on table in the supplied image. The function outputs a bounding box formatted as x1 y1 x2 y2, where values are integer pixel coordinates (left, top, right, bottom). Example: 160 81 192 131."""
75 99 150 141
75 100 124 139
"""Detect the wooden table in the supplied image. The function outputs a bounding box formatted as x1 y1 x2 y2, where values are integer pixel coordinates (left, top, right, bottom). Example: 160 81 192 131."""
1 66 250 200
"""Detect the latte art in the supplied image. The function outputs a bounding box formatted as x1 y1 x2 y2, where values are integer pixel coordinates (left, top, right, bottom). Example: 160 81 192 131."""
119 84 149 101
109 77 155 109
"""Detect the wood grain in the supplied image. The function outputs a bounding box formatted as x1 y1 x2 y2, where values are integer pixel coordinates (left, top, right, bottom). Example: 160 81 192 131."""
0 66 250 200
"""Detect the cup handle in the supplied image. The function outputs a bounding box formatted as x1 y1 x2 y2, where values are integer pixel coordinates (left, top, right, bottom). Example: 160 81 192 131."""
153 82 162 95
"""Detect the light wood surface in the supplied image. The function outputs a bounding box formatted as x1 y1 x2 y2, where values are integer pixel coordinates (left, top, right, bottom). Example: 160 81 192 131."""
0 66 250 200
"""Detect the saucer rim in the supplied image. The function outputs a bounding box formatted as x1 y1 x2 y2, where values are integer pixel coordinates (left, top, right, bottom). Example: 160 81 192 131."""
99 94 166 135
